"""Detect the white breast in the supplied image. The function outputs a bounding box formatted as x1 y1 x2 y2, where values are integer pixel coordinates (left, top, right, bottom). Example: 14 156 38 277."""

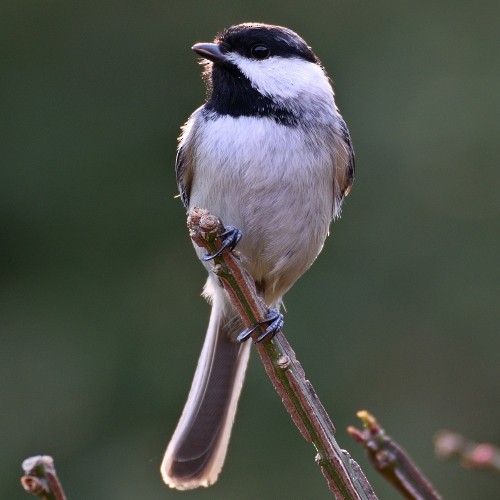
188 114 336 304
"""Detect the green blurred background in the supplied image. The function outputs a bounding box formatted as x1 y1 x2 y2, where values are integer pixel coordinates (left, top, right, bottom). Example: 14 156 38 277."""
1 1 498 498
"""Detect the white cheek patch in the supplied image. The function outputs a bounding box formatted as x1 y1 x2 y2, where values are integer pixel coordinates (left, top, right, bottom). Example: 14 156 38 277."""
227 53 331 101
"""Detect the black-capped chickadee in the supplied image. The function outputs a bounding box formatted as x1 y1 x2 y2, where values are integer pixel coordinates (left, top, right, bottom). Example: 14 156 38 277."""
161 22 354 490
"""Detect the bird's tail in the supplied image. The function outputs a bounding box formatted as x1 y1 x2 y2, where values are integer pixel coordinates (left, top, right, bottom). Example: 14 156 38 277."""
161 293 251 490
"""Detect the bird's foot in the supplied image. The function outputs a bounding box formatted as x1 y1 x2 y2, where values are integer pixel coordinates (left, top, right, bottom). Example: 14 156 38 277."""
237 308 284 343
202 226 243 261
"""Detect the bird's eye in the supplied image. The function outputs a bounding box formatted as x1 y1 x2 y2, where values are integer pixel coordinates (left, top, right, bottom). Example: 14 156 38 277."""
251 44 270 60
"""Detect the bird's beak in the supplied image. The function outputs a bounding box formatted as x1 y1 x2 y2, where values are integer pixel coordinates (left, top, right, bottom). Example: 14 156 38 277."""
192 43 228 63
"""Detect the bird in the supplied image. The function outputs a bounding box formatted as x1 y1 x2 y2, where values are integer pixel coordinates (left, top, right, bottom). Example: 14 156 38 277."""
161 22 355 490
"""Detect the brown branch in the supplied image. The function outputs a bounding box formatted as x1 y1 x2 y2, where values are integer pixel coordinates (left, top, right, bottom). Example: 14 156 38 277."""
434 430 500 473
20 455 67 500
188 207 377 499
347 410 441 499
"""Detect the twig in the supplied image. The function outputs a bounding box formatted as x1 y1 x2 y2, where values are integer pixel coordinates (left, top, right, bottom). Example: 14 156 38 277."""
434 430 500 473
20 455 67 500
347 410 441 499
187 207 377 499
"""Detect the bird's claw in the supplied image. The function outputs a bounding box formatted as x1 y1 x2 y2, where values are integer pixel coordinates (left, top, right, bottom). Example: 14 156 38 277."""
202 226 243 261
237 308 284 343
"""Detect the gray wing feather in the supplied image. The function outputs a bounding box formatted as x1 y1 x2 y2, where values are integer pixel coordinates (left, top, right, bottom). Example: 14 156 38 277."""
175 145 191 208
339 117 355 198
175 111 201 208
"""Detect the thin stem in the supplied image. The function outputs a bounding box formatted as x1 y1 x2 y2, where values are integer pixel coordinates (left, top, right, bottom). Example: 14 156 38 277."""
20 455 67 500
188 207 377 499
348 410 441 499
434 430 500 473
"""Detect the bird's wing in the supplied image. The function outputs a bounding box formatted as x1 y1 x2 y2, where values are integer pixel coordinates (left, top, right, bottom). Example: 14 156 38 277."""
175 111 201 208
332 117 355 217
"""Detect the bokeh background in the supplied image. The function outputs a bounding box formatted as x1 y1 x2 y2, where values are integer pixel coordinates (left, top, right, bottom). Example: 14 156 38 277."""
1 1 498 498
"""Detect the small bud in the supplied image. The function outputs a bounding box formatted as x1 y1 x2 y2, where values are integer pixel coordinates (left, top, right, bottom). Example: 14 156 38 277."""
470 444 495 466
199 213 220 233
187 207 208 228
277 355 290 369
20 476 49 495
